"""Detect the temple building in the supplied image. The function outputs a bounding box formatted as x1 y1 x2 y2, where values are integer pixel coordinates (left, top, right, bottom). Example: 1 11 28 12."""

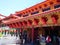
1 0 60 44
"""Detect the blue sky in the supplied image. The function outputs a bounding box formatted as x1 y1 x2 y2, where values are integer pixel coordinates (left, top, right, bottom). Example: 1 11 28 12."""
0 0 45 16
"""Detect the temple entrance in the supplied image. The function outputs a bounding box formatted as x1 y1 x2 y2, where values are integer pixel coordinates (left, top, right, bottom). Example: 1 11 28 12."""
25 26 60 45
44 26 59 37
43 26 60 45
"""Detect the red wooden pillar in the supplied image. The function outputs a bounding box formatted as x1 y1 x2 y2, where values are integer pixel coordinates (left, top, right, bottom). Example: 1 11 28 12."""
32 27 34 42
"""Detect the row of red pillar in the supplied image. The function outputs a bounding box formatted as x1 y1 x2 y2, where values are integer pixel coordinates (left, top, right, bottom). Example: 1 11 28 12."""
8 14 59 28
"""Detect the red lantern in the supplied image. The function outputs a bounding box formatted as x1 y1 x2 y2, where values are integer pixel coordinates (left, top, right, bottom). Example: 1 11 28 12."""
19 22 23 27
41 17 48 24
34 19 39 25
23 21 27 26
51 15 58 24
27 20 32 26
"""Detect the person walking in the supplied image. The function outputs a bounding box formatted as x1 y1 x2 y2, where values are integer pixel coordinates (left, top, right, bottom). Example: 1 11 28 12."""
46 35 52 45
40 34 46 45
53 35 57 45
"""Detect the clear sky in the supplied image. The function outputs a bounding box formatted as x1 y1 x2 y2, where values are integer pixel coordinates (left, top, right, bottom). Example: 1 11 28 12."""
0 0 45 16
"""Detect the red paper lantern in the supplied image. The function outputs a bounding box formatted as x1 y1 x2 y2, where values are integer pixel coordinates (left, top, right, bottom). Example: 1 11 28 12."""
51 15 58 24
34 19 39 25
27 20 32 26
41 17 48 24
19 22 23 27
23 21 27 26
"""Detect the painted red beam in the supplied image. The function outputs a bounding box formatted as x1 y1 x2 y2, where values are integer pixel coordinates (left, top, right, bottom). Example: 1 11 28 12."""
4 8 60 24
17 8 60 20
12 8 60 22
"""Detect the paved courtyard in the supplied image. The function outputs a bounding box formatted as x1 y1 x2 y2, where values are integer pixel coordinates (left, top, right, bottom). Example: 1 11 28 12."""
0 34 20 45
